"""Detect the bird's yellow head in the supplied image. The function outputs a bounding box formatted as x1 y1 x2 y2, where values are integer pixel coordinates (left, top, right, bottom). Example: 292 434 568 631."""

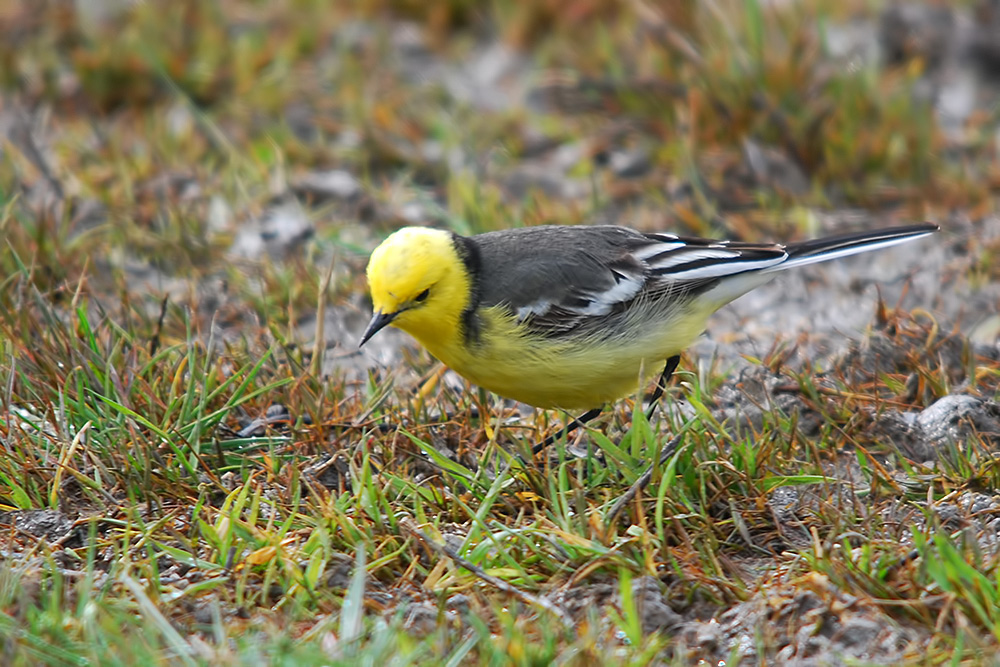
360 227 470 348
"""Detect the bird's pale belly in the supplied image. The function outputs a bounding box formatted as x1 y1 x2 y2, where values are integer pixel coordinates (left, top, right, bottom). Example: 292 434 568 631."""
421 308 710 410
460 358 653 410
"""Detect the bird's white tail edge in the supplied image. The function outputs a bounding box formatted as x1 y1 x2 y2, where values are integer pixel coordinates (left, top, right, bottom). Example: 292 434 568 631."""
761 227 938 273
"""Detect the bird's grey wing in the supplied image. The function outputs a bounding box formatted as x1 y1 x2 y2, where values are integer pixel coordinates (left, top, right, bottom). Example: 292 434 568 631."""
473 226 650 335
472 226 788 337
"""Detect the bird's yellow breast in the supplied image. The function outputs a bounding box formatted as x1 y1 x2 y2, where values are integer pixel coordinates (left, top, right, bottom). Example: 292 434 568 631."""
408 303 710 410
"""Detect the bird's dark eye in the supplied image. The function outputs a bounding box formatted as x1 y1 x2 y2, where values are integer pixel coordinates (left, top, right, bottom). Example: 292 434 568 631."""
414 288 430 303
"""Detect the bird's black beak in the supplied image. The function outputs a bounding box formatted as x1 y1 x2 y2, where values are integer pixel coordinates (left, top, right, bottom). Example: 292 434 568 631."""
359 310 396 347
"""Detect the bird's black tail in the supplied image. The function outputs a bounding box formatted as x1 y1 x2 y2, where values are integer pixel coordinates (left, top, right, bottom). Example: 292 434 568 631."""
766 223 940 272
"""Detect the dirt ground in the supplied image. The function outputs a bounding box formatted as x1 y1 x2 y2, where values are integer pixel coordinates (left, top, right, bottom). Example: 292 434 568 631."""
2 1 1000 664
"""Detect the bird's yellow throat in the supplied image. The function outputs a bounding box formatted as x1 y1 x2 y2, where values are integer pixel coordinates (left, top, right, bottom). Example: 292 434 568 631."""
364 227 473 357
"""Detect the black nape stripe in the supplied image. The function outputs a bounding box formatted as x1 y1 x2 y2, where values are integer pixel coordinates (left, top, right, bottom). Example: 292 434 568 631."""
451 233 484 345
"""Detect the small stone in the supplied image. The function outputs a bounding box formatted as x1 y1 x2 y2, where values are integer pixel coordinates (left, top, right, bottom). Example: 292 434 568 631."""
292 169 362 201
446 594 471 615
402 603 438 637
630 576 683 635
917 395 1000 450
608 148 651 179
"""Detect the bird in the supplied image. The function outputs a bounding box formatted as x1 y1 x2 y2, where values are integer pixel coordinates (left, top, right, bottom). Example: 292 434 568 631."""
360 222 938 449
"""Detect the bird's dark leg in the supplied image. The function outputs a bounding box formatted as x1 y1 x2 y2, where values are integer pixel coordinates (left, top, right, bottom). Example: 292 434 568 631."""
532 355 681 456
532 407 604 455
643 355 680 422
